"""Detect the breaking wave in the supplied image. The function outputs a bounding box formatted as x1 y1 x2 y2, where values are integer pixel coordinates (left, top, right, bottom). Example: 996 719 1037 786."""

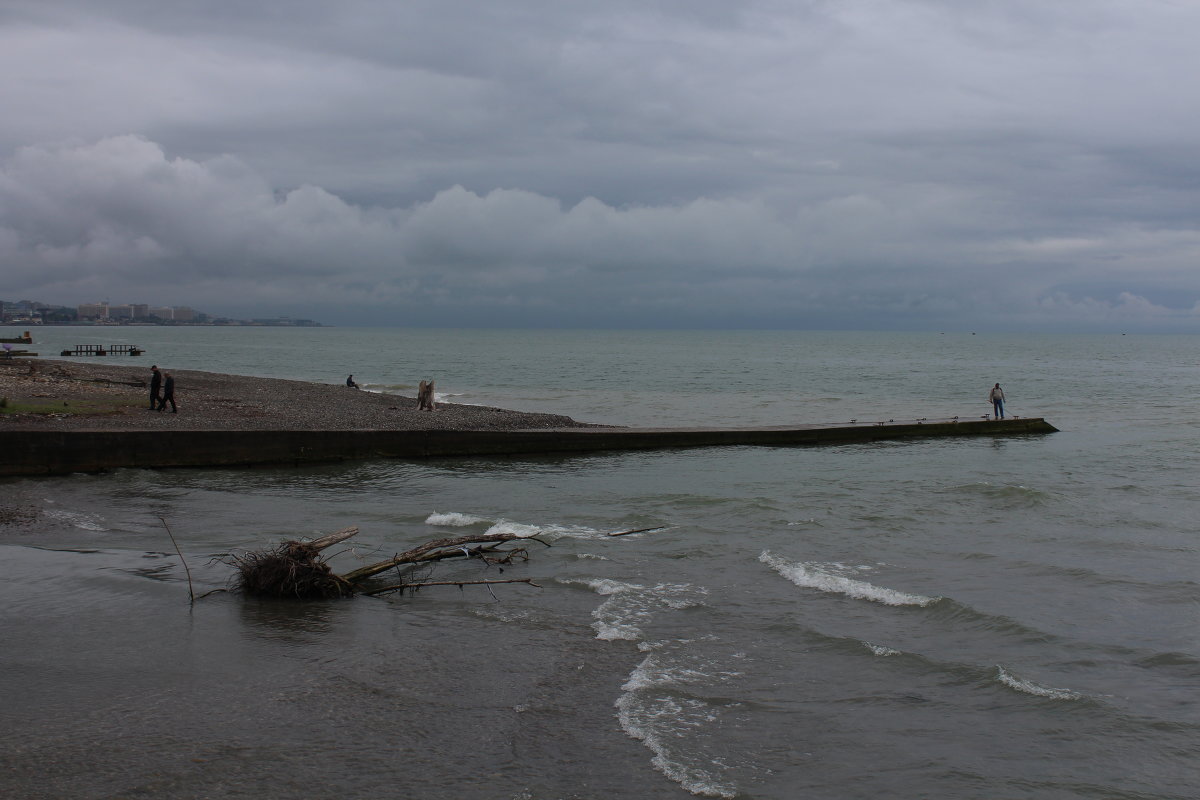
759 551 939 606
996 666 1082 700
44 509 107 532
425 511 603 541
559 578 708 641
615 652 740 798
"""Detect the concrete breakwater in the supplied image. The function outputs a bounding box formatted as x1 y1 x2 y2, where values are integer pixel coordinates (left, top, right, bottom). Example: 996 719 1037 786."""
2 417 1056 476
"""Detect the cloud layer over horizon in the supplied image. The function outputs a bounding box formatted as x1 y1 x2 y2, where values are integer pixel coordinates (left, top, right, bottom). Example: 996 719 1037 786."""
2 1 1198 330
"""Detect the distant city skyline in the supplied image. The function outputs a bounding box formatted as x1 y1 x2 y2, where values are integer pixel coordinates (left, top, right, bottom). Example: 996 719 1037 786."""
0 298 320 326
2 2 1199 332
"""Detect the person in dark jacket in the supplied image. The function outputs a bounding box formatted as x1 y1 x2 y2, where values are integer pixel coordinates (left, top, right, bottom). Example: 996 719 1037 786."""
157 372 177 413
149 365 162 409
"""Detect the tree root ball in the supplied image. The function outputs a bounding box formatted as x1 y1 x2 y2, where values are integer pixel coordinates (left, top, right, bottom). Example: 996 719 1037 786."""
228 541 355 599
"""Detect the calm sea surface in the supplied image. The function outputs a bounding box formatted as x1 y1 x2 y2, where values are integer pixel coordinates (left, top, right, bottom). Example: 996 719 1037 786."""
1 327 1197 799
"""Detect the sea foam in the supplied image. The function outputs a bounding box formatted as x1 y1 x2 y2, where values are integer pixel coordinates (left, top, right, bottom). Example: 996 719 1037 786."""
425 511 490 527
615 653 738 799
425 511 603 541
44 509 107 532
996 666 1082 700
759 551 938 606
559 578 708 641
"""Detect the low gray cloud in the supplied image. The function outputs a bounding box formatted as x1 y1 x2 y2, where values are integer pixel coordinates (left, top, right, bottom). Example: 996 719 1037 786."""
2 1 1198 330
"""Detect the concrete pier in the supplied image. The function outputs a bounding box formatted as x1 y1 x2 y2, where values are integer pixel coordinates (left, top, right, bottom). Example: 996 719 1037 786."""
0 416 1056 476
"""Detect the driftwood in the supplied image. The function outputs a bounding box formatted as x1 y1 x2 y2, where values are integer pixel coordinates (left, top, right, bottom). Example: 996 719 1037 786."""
225 529 358 599
226 527 547 599
608 525 667 537
160 516 196 604
340 532 548 583
363 577 542 596
417 379 436 411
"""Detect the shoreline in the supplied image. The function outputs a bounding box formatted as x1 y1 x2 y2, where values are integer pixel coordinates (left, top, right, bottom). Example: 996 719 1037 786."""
1 357 1057 476
0 357 593 432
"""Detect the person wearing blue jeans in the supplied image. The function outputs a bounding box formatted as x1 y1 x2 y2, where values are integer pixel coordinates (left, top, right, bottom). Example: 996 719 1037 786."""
989 383 1006 419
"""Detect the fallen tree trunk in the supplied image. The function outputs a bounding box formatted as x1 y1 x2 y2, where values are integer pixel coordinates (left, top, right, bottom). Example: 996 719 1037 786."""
307 525 361 551
226 528 547 599
339 532 549 583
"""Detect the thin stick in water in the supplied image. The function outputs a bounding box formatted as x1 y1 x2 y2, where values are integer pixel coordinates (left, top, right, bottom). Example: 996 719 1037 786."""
159 516 196 605
363 577 542 596
608 526 667 537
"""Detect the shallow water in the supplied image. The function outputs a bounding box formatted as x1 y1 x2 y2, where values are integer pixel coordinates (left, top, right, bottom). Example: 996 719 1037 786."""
2 327 1198 798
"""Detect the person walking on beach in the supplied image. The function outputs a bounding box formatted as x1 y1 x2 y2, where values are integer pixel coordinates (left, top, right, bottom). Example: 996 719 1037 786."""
989 382 1006 420
158 372 177 413
149 365 162 409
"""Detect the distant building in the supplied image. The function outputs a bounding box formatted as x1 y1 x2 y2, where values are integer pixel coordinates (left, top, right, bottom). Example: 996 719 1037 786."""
78 302 108 320
14 298 314 326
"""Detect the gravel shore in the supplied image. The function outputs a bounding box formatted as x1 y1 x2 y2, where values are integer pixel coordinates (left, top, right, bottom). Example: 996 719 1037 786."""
0 358 602 432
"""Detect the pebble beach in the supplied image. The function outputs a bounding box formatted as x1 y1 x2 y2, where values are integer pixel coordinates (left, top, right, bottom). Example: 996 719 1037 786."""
0 358 597 432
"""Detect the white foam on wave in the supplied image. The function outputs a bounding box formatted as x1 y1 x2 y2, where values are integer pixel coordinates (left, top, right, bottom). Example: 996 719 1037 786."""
482 520 545 538
615 653 738 799
44 509 107 532
425 512 603 541
560 578 708 642
425 512 490 527
759 551 938 607
864 642 902 657
996 666 1082 700
484 520 607 542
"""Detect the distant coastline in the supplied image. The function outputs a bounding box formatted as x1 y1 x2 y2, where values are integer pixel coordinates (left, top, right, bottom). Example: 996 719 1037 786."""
5 319 325 328
1 298 322 327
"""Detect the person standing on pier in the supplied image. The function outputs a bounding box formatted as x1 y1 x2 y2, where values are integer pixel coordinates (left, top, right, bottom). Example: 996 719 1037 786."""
149 365 162 409
989 382 1006 419
158 372 177 413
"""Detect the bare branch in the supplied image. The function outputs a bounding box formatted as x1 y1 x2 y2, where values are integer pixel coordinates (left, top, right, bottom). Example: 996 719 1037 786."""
608 526 667 537
305 526 360 551
363 577 542 596
159 516 195 604
340 533 550 583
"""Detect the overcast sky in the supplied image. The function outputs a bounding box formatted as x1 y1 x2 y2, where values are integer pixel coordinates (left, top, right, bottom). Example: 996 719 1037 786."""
2 0 1198 330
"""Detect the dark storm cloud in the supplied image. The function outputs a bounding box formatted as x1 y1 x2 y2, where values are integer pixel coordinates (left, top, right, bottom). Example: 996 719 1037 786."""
1 0 1198 329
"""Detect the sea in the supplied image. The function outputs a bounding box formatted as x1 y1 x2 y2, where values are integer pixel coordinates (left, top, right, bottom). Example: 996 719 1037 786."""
1 326 1197 800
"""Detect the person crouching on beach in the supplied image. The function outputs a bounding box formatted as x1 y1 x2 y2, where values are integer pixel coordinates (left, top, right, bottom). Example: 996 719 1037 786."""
989 382 1006 419
158 372 177 413
346 374 359 389
149 365 162 409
